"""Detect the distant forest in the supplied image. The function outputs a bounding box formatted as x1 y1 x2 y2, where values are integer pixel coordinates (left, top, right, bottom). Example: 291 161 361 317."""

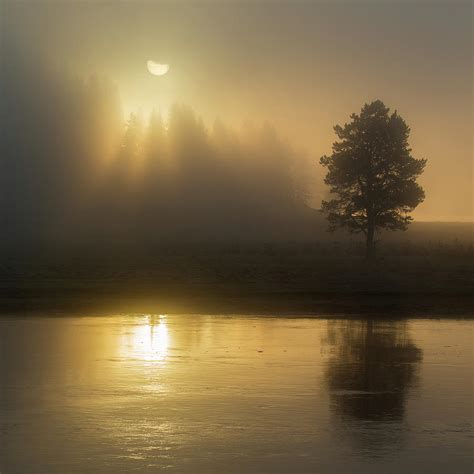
1 56 320 251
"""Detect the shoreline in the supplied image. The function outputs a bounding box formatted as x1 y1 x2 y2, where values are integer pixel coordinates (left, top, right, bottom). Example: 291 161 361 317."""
1 288 472 318
1 251 472 317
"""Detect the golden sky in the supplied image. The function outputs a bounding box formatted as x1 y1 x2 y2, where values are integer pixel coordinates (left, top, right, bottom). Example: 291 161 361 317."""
3 1 472 221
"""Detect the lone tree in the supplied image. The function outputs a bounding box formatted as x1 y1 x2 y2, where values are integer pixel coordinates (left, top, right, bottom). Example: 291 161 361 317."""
320 100 426 259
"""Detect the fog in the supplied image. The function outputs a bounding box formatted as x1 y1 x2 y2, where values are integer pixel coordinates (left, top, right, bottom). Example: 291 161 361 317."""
1 47 316 250
1 1 472 253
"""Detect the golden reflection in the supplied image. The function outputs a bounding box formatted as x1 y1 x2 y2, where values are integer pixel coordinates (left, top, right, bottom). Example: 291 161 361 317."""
122 314 169 364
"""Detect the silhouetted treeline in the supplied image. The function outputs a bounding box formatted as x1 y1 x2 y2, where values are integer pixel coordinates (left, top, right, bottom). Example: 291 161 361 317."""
1 50 315 252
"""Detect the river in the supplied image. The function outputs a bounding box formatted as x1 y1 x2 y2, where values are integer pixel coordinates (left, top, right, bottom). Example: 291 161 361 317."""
1 314 472 473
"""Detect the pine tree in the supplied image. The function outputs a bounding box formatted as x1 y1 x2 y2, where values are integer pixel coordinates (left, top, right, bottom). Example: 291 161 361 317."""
320 100 426 259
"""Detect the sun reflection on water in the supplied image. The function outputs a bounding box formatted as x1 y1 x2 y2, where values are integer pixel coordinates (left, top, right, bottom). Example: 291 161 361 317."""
122 314 170 364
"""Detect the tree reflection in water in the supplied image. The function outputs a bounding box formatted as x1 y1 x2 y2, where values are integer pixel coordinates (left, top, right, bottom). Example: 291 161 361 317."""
324 319 423 425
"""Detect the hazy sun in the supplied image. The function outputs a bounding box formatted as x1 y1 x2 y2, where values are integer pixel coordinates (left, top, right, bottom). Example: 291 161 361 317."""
147 60 169 76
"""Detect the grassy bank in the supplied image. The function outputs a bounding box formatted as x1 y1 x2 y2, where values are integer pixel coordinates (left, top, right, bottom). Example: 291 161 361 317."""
1 242 472 316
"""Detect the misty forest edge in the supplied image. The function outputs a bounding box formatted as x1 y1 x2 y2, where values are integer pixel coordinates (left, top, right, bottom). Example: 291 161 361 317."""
3 66 426 259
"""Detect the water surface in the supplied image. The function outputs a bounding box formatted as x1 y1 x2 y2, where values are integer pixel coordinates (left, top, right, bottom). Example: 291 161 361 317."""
1 314 472 473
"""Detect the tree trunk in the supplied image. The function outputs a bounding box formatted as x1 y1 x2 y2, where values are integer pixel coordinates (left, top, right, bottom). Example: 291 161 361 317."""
366 221 375 260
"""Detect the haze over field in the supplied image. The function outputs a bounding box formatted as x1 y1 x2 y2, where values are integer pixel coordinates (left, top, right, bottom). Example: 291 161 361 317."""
1 1 472 251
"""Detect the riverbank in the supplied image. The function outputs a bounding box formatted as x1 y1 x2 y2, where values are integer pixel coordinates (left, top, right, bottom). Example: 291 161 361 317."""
1 249 472 316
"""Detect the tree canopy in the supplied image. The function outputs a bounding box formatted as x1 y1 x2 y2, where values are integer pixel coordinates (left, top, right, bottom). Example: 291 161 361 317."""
320 100 426 258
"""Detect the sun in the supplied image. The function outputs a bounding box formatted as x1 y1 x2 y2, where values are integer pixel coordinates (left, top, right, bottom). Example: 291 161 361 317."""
147 60 169 76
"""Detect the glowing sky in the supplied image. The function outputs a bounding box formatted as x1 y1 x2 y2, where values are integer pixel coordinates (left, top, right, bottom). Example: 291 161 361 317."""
2 1 472 221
